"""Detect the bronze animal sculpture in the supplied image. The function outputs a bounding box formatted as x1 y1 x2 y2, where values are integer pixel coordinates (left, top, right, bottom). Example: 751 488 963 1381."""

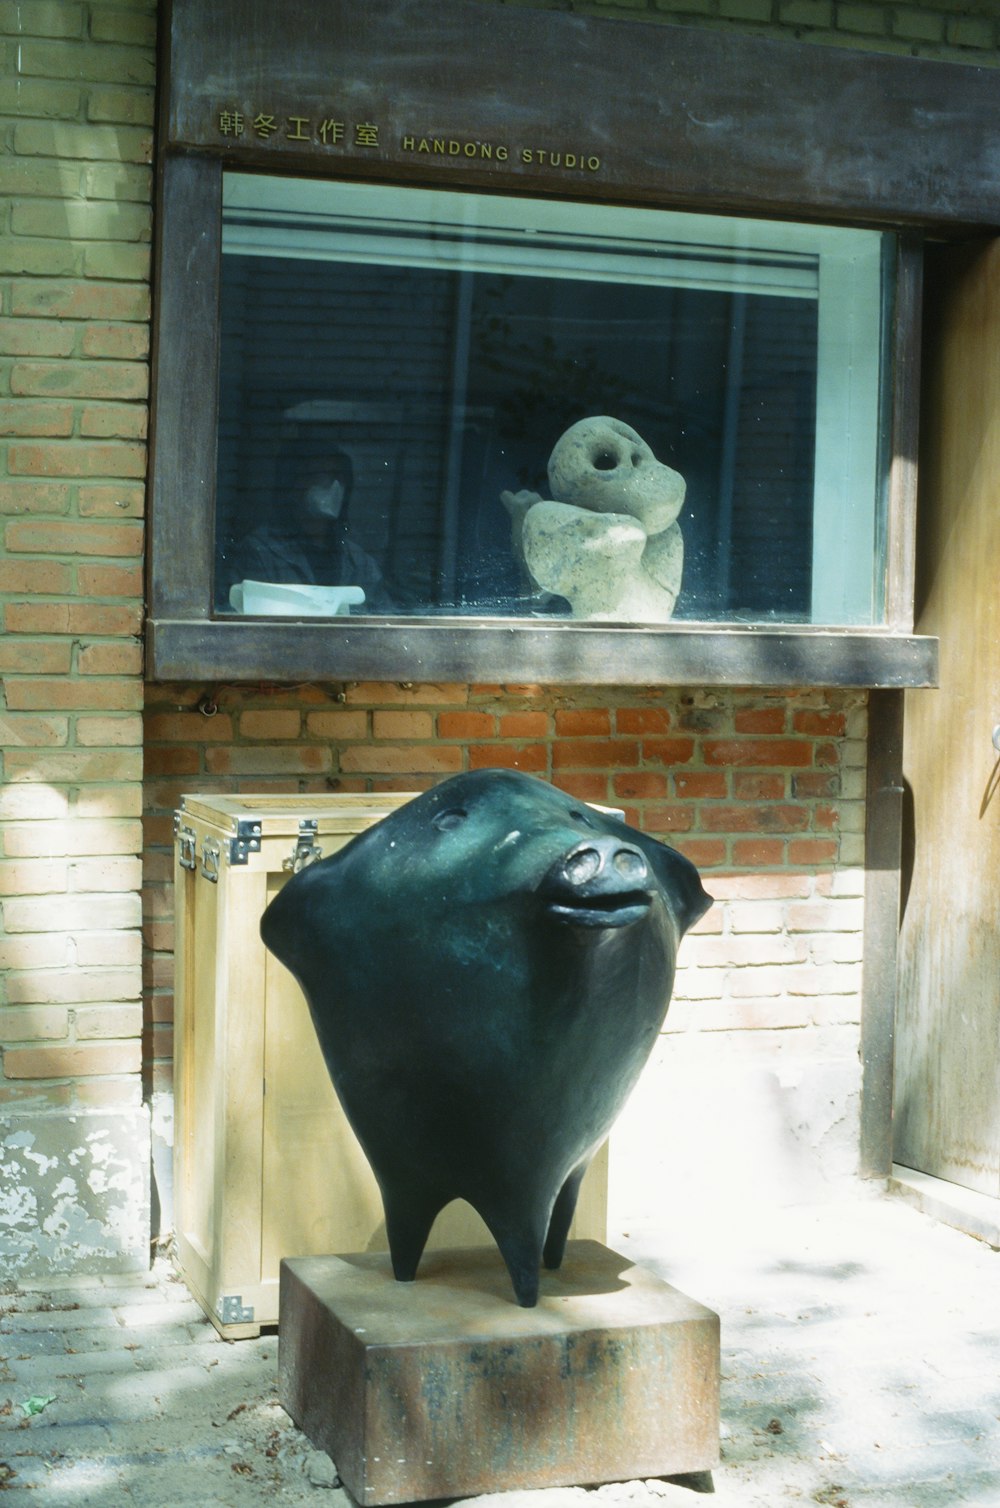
261 768 711 1305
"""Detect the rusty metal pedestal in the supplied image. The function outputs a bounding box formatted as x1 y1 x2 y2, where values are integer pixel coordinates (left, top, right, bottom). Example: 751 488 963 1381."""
278 1240 720 1505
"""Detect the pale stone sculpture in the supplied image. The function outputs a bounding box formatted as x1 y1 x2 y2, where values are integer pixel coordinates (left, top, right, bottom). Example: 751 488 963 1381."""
501 417 686 622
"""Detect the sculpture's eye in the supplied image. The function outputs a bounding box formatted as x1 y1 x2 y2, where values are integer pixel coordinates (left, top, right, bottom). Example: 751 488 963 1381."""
432 808 467 832
592 448 620 472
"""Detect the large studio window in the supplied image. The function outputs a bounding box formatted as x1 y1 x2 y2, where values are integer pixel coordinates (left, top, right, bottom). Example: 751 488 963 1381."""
214 173 890 627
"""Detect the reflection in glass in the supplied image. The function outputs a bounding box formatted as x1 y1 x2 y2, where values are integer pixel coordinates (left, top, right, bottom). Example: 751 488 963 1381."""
214 175 892 626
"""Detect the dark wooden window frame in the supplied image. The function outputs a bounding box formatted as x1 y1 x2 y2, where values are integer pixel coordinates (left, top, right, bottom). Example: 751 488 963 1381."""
146 0 1000 689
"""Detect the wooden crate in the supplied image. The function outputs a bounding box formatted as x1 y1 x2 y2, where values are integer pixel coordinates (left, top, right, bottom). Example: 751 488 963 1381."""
172 793 608 1338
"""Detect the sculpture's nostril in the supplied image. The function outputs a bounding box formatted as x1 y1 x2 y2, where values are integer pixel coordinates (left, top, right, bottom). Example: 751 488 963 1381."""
614 848 647 882
565 847 602 885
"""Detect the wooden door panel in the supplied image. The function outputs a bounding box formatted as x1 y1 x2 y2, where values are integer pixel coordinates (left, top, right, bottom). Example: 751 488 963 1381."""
895 239 1000 1194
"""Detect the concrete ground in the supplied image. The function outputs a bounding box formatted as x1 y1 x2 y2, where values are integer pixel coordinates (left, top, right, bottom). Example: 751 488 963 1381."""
1 1188 999 1507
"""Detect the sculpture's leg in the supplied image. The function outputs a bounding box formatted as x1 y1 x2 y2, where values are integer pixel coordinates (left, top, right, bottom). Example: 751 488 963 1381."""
542 1163 587 1271
479 1208 550 1308
382 1186 444 1284
495 1229 545 1309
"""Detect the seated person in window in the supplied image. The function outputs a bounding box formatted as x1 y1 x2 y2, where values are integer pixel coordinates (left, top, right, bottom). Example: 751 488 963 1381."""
229 448 395 612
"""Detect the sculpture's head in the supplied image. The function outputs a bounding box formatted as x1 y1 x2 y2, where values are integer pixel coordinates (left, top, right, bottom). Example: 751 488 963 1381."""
261 769 711 1003
547 416 685 537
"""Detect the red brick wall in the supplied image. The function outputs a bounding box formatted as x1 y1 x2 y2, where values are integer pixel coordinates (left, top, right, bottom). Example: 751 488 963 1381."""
143 680 867 1094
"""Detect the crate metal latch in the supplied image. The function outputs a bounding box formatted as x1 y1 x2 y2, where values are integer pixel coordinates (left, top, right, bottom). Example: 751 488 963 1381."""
176 824 197 872
283 819 323 874
201 837 221 883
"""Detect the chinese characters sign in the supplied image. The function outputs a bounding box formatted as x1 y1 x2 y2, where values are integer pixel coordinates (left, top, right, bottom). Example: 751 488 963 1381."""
215 108 602 175
218 110 379 149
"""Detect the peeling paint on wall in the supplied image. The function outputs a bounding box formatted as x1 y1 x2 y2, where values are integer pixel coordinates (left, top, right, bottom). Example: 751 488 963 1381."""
149 1089 175 1237
0 1110 150 1280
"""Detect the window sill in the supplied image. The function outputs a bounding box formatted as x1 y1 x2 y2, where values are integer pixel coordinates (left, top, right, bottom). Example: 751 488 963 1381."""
147 618 938 689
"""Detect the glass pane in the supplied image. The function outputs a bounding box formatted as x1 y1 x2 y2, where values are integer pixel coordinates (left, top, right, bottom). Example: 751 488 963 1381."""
214 174 892 626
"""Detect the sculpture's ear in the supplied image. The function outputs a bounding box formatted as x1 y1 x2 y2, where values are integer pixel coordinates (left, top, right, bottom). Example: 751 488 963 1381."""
634 832 713 937
259 854 346 982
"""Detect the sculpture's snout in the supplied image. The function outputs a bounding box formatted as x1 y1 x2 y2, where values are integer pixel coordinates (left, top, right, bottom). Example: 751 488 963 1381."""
557 837 649 893
542 837 654 928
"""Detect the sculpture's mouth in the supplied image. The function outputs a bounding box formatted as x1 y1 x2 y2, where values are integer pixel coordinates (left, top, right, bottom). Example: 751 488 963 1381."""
545 891 652 929
539 837 655 929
